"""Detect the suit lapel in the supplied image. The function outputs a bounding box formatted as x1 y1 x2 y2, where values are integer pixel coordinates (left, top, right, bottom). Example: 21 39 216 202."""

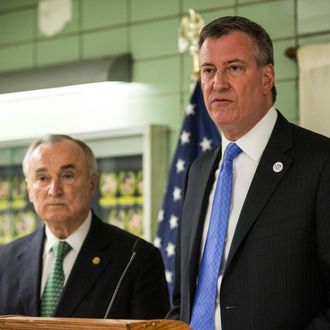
17 227 44 316
56 215 114 316
188 148 222 262
225 112 294 271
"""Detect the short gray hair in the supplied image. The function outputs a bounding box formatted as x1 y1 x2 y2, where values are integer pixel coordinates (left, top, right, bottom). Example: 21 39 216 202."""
22 134 97 177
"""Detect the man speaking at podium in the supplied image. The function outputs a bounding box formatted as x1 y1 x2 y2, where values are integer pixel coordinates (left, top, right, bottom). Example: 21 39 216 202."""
168 16 330 330
0 134 169 319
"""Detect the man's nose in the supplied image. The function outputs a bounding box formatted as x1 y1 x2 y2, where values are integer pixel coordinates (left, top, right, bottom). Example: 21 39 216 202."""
213 70 229 92
48 178 63 196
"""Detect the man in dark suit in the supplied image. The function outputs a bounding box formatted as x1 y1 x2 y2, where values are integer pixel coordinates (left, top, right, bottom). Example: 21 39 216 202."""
0 134 170 319
167 16 330 329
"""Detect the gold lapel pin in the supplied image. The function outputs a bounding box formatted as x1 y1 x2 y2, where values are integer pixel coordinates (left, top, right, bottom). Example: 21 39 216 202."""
92 256 101 265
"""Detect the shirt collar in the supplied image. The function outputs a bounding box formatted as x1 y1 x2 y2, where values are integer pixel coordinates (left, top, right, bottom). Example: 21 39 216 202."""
221 106 277 161
44 211 92 255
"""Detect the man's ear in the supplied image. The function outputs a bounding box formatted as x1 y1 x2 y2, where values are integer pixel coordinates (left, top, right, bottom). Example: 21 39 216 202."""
90 174 98 195
262 64 275 95
25 178 33 202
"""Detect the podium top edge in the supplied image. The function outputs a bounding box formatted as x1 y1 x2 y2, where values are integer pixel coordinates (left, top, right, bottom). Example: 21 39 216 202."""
0 316 191 330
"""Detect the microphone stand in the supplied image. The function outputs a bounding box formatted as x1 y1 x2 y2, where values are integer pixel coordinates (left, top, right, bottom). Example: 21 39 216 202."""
103 240 139 319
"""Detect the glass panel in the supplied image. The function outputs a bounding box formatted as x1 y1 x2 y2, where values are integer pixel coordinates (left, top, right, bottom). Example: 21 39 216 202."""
0 164 39 244
92 155 143 238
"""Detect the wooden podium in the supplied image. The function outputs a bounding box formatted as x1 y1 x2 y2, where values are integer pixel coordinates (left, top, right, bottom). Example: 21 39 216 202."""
0 316 191 330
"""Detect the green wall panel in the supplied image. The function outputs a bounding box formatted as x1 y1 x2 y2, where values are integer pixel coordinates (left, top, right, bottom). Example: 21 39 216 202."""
0 43 34 72
237 0 264 3
238 0 295 40
133 56 180 95
183 0 235 12
37 36 79 66
0 8 35 45
130 0 179 22
298 0 330 35
82 0 128 30
0 0 36 11
201 8 235 25
130 18 179 59
276 80 297 123
83 27 128 59
299 34 330 47
128 93 181 129
273 40 297 81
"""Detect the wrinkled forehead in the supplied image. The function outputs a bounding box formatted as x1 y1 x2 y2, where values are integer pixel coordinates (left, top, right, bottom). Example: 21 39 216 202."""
28 140 87 173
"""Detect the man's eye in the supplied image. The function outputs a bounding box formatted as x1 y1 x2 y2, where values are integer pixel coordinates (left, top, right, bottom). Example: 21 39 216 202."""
202 67 215 74
62 173 75 181
34 175 50 186
229 65 242 72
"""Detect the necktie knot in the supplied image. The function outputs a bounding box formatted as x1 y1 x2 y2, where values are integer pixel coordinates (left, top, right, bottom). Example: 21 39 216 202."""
223 143 241 162
53 241 72 261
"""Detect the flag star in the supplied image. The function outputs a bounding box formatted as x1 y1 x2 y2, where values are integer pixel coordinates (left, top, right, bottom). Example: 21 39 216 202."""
169 215 178 229
158 209 164 222
180 130 191 145
166 242 176 257
200 137 212 152
154 237 161 248
185 103 195 116
172 186 182 202
165 270 173 283
176 158 185 173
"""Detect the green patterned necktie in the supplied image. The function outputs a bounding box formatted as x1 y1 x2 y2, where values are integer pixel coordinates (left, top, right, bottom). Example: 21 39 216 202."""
40 241 72 317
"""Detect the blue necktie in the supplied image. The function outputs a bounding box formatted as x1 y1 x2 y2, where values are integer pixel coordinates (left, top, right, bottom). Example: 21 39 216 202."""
190 143 241 330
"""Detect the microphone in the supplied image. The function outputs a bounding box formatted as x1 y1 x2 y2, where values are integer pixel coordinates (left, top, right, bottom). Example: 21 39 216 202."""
103 239 139 319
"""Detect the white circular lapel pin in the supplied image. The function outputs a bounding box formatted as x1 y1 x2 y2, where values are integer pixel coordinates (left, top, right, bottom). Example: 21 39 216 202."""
273 162 283 173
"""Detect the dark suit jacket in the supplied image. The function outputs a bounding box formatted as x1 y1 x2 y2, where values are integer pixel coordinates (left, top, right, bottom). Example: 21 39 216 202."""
0 213 170 319
168 112 330 329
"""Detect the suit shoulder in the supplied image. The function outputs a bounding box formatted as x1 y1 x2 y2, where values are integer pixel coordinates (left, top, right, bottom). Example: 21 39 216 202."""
95 217 160 255
289 122 330 155
290 122 330 143
0 231 37 257
190 147 220 170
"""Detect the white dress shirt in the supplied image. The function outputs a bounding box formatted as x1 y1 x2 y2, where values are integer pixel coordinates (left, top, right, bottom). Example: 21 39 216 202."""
200 107 278 329
40 211 92 297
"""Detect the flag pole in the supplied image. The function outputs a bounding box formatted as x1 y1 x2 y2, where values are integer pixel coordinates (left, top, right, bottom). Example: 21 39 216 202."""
178 9 205 83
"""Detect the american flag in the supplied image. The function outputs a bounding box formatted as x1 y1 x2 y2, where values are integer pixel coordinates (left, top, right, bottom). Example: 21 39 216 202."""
154 80 221 299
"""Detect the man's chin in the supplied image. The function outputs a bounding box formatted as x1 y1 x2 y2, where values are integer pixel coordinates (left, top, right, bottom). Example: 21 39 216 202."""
43 215 69 225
